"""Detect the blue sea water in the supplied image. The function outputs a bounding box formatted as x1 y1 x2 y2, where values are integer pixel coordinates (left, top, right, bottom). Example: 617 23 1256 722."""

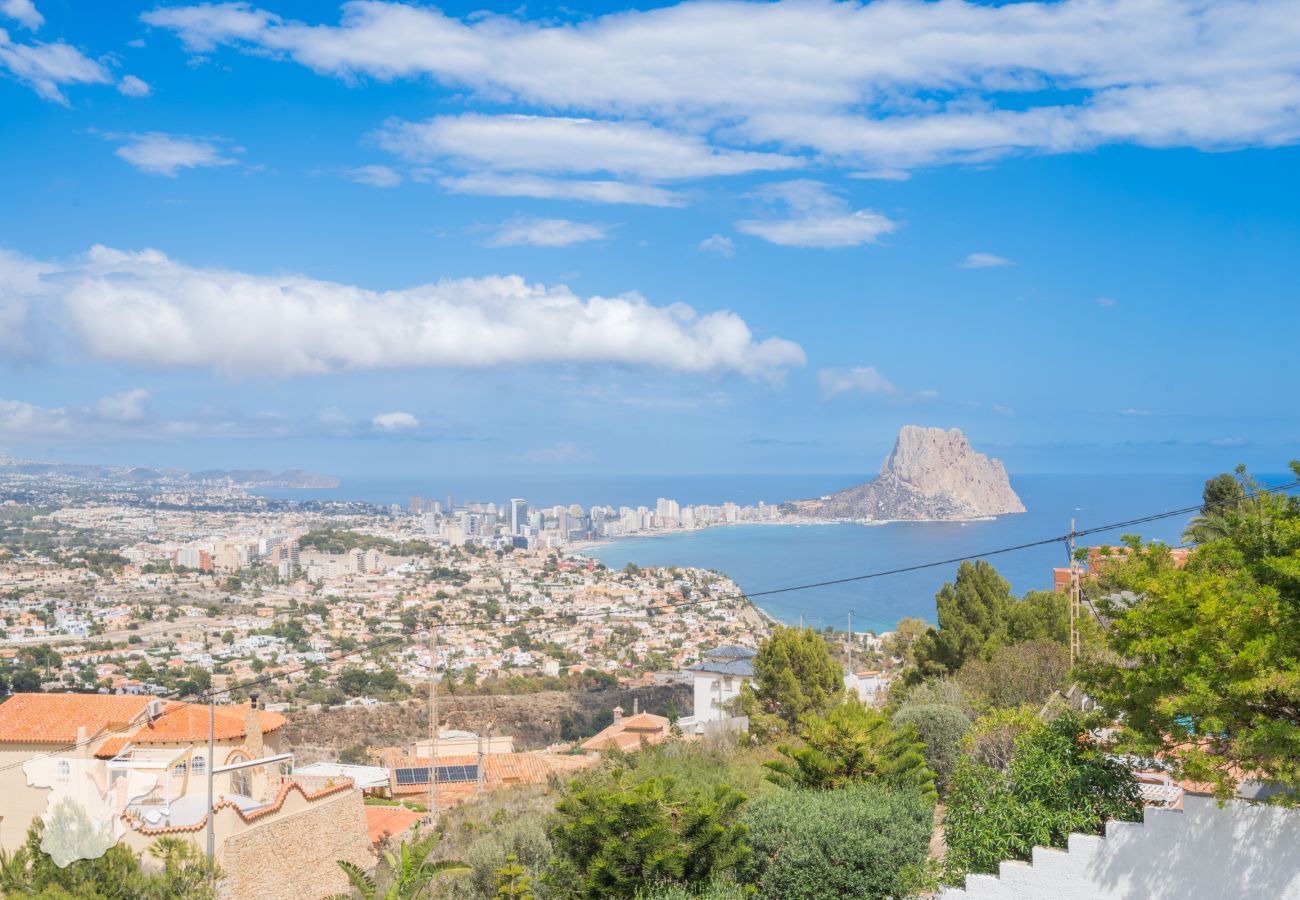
585 473 1215 633
257 472 1225 633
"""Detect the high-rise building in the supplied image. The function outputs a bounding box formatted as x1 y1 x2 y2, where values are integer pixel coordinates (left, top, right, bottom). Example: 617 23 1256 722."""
409 495 424 515
510 498 527 536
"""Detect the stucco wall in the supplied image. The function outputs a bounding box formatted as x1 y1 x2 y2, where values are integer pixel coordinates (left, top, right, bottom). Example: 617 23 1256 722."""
217 788 373 900
942 795 1300 900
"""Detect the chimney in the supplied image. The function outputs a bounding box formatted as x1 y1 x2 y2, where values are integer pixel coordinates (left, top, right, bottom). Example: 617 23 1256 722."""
612 705 623 724
244 696 264 757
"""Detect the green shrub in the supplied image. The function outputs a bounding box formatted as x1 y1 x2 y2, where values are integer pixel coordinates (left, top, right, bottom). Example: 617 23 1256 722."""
738 784 933 900
546 772 749 899
943 712 1142 881
892 701 971 791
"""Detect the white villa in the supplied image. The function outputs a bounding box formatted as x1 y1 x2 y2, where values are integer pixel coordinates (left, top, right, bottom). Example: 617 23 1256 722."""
678 644 755 735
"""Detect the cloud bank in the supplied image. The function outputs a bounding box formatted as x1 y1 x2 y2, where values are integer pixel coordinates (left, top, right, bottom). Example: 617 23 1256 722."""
0 245 805 381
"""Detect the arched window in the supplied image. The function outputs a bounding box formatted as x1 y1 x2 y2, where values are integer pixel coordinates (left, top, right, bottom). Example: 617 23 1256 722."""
192 755 206 774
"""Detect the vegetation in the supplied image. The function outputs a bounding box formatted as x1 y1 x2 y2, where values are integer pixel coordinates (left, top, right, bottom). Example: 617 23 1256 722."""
1081 463 1300 802
739 784 933 899
749 626 842 731
765 700 936 800
545 771 749 898
956 639 1070 711
333 825 468 899
942 712 1142 880
0 821 219 899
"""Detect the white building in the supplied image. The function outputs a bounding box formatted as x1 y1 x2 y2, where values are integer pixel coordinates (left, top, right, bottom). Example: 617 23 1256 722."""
678 645 756 735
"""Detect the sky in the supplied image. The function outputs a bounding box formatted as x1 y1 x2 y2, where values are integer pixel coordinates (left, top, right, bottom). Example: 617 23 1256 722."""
1 0 1298 478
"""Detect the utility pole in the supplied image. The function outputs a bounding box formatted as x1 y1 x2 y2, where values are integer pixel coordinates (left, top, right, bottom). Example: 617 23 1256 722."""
429 623 439 816
845 611 853 704
1068 519 1081 667
206 690 216 866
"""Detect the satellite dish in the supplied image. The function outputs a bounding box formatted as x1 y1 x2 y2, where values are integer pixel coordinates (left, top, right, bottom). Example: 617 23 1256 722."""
144 810 162 825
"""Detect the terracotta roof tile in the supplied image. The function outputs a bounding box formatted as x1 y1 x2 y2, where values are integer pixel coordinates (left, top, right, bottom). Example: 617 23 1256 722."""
364 806 422 845
0 693 150 744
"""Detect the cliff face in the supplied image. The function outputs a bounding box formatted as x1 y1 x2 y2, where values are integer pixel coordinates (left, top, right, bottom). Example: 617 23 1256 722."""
787 426 1026 520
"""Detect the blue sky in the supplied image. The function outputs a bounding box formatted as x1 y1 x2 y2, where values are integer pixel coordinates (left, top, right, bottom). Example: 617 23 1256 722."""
2 0 1298 477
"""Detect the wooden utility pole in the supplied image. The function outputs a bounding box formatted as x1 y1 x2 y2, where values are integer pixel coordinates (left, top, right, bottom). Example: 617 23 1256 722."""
1068 519 1081 667
845 611 853 704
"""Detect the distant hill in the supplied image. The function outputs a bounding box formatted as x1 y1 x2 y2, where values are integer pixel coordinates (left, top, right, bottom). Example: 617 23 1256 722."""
0 458 339 489
785 425 1025 521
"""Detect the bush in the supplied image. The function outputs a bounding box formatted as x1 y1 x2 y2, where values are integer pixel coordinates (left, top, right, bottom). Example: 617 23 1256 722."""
546 772 749 899
943 712 1142 881
738 784 933 900
957 640 1069 710
892 701 970 791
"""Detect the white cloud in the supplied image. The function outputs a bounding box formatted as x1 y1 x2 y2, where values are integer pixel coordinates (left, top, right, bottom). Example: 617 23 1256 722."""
818 366 897 400
440 173 684 207
346 164 401 187
960 252 1013 269
698 234 735 258
0 398 72 437
117 74 151 97
106 132 240 177
1120 407 1151 416
737 180 897 248
375 114 801 181
1096 296 1117 308
372 411 419 431
1 0 42 30
992 404 1015 416
6 244 805 382
94 388 150 422
486 217 611 248
0 28 112 103
143 0 1300 171
1210 436 1247 447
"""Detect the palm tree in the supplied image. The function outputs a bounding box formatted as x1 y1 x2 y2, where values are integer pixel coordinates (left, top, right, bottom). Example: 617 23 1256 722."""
1181 508 1235 545
330 824 469 900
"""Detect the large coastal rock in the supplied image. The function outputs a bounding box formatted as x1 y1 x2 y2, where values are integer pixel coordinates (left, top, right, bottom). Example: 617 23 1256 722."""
787 426 1025 521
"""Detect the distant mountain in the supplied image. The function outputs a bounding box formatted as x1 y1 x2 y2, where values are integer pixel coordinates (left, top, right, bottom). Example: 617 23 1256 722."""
188 469 341 488
785 425 1025 521
0 458 339 490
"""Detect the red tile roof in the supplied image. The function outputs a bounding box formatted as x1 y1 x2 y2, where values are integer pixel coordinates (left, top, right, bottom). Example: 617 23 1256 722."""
0 693 151 743
364 806 422 846
0 693 284 753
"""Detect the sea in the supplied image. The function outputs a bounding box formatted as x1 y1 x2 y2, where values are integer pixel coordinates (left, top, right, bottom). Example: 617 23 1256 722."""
255 473 1230 634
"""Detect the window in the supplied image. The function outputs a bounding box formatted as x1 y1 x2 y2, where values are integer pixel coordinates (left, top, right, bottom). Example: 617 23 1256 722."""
56 760 71 783
192 755 205 774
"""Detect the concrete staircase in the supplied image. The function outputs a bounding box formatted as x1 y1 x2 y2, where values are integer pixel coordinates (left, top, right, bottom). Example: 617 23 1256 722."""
940 796 1300 899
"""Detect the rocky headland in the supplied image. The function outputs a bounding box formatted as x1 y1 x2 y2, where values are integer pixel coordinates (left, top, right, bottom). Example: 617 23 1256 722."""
785 425 1025 521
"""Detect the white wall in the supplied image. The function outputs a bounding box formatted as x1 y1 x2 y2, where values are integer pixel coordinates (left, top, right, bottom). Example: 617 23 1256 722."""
691 672 746 722
943 795 1300 900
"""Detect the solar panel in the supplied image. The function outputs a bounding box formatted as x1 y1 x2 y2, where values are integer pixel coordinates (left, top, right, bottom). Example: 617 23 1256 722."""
434 764 478 784
394 767 431 786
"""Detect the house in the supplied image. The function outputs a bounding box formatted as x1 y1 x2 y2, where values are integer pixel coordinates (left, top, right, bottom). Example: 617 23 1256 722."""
844 669 887 705
582 706 672 754
0 692 371 899
678 644 755 734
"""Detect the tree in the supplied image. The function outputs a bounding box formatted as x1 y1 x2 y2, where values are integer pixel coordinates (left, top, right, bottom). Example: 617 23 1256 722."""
10 670 41 692
332 824 467 899
546 772 749 899
1182 469 1250 544
882 616 929 664
911 561 1013 678
495 854 535 899
738 784 933 900
942 712 1142 881
750 626 842 730
0 819 219 899
1081 466 1300 801
957 639 1070 710
765 700 936 800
